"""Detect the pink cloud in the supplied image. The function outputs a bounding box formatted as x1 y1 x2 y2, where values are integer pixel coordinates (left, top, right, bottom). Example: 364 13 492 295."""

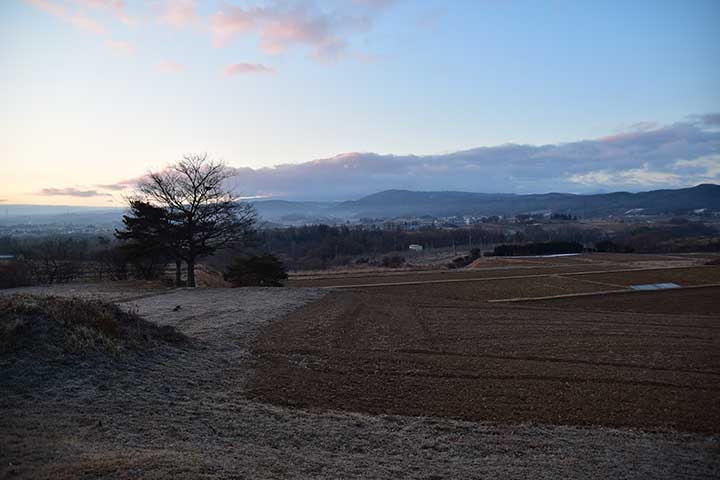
75 0 138 26
25 0 139 33
76 0 124 8
225 63 275 76
159 0 200 28
211 5 263 47
352 0 397 7
68 12 107 34
258 6 344 59
95 176 143 191
26 0 108 34
27 1 394 66
157 60 184 73
210 1 393 62
105 39 135 55
26 0 66 17
38 187 111 198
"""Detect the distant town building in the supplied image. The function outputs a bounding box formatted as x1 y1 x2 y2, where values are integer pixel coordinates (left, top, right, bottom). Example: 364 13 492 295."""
408 244 423 251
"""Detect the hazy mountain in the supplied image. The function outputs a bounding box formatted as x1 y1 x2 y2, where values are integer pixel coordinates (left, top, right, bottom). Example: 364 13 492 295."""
252 200 339 224
0 205 124 226
335 184 720 218
2 184 718 227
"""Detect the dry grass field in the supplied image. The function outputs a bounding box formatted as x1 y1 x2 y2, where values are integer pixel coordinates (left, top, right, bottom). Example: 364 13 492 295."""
1 253 719 478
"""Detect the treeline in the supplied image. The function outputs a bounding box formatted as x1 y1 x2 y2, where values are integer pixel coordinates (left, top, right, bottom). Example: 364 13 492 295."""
0 235 162 289
254 225 510 270
2 217 717 288
490 241 584 256
606 218 718 253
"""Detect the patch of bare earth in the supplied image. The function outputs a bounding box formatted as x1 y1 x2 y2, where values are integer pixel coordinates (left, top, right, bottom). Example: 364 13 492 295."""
2 283 719 478
248 274 720 477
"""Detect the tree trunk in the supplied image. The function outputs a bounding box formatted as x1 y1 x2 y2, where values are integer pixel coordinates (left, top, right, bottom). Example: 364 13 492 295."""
187 259 196 287
175 259 182 287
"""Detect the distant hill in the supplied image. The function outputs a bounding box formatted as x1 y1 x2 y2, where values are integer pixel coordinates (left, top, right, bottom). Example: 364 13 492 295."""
252 200 340 224
0 205 124 226
2 184 718 226
332 184 720 218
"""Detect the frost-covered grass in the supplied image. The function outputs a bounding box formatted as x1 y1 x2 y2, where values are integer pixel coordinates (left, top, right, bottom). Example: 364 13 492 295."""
0 294 185 356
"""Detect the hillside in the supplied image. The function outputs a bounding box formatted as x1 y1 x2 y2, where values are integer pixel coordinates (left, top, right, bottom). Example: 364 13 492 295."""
333 184 720 218
3 185 718 226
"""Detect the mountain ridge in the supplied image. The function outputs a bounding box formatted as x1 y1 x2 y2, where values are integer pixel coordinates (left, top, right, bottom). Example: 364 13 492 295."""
329 183 720 218
1 184 718 225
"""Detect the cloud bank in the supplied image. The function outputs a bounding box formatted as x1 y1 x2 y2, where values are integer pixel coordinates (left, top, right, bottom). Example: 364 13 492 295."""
222 115 720 200
38 187 112 198
43 115 720 201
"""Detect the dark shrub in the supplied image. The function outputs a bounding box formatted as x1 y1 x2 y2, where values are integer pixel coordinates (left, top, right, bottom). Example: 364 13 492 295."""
448 256 470 269
0 261 35 289
491 241 584 257
93 246 130 281
594 240 634 253
447 248 483 269
22 237 84 284
381 255 405 268
224 254 288 287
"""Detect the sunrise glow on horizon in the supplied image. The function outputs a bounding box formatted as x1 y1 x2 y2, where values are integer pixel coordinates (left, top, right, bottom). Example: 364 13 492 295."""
1 0 719 206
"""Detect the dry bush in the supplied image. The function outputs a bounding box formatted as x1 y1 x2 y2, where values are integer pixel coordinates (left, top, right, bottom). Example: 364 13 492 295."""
381 255 406 268
0 261 35 289
194 265 230 287
0 295 186 356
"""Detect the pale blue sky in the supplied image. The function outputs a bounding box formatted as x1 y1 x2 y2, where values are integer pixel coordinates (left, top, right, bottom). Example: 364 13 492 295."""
1 0 719 203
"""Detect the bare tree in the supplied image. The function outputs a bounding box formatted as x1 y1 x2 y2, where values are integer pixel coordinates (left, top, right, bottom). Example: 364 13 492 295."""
134 154 256 287
26 237 82 285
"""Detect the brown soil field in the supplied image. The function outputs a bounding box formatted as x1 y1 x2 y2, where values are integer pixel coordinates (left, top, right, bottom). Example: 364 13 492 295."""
577 266 720 287
2 268 720 478
289 265 719 290
250 270 720 435
372 274 616 302
288 264 630 288
469 256 599 267
516 286 720 316
468 253 669 267
287 253 660 282
581 253 712 262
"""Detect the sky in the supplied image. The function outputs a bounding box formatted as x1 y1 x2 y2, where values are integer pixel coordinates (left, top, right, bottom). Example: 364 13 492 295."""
1 0 719 204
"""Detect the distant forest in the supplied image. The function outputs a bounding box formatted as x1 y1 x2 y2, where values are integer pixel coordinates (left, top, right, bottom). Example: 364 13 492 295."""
254 225 509 270
1 216 718 287
250 219 718 270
